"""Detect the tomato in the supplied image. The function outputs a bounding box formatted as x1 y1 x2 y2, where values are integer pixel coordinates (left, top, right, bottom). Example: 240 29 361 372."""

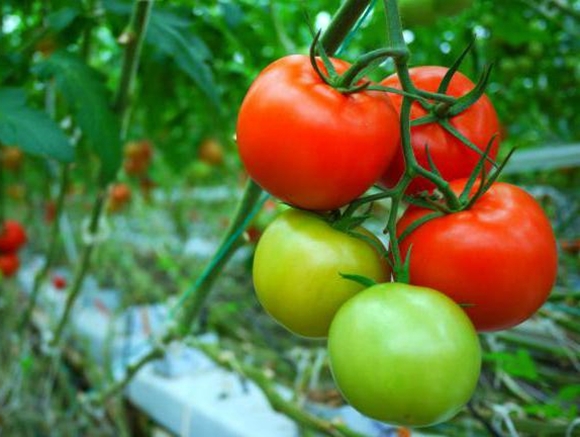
0 252 20 278
328 283 481 427
198 138 225 166
397 180 558 331
1 146 24 171
107 183 132 212
0 220 27 252
253 209 391 338
380 67 500 194
124 140 153 176
52 275 67 290
237 54 400 211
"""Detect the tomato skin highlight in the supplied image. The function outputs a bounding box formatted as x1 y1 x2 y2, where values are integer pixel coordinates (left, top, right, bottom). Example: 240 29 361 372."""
380 66 500 194
252 209 390 338
328 282 481 427
0 220 27 252
397 180 558 331
237 54 400 211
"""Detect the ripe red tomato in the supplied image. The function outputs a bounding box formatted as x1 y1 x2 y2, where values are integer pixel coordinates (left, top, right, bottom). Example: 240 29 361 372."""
380 67 500 194
328 283 481 426
253 209 391 337
237 54 400 211
397 180 558 331
0 220 27 252
0 252 20 278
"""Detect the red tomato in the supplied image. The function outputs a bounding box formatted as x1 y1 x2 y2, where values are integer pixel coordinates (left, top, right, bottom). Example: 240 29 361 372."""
0 220 27 252
0 252 20 278
381 67 500 194
52 275 67 290
397 180 558 331
237 54 400 211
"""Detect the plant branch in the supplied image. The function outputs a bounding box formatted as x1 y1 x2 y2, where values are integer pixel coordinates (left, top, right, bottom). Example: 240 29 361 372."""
320 0 372 55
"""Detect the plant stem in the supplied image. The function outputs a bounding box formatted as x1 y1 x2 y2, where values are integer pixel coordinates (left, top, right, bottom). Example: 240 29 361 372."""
20 166 70 330
49 0 153 345
321 0 372 55
51 189 106 346
175 179 264 335
198 342 367 437
113 0 153 136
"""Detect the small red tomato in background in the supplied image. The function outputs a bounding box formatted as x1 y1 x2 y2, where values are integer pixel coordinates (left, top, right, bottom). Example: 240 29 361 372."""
52 275 67 290
198 138 225 166
237 54 400 211
0 220 28 252
397 180 558 331
123 140 153 176
1 146 24 171
0 252 20 278
381 67 500 194
107 183 132 213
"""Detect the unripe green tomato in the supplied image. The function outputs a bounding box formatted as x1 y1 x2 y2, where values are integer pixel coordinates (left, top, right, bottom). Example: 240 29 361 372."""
252 209 390 338
434 0 474 16
398 0 437 27
328 283 481 427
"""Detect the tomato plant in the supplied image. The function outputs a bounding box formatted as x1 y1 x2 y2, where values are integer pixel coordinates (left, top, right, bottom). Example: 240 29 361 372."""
0 220 27 252
252 208 391 338
328 282 481 427
397 180 558 331
380 66 500 194
0 252 20 278
236 54 400 211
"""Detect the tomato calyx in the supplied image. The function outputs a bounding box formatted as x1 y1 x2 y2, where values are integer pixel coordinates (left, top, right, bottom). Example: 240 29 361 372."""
309 30 405 94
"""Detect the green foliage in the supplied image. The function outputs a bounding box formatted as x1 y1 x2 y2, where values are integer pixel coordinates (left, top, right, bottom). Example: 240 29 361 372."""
0 88 74 162
33 51 122 183
485 348 539 381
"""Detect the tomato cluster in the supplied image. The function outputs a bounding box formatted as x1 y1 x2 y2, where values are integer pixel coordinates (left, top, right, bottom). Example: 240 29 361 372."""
0 220 27 278
236 52 557 427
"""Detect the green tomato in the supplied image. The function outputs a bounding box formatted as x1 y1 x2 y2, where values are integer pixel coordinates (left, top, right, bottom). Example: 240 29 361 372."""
253 209 390 338
328 283 481 427
398 0 437 27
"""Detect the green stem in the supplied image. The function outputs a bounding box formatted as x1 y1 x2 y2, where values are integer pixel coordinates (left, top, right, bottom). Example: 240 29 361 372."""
198 342 367 437
19 166 71 331
50 189 106 346
113 0 153 138
175 180 264 335
320 0 372 55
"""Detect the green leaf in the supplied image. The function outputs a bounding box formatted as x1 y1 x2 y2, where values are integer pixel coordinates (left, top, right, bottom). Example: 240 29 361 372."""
34 51 121 184
0 88 74 162
485 349 539 381
339 273 377 288
46 7 80 32
146 9 220 110
502 144 580 174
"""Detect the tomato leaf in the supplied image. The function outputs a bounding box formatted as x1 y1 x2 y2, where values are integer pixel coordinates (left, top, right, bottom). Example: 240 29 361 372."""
33 51 122 184
146 8 220 110
339 273 377 288
0 87 73 162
